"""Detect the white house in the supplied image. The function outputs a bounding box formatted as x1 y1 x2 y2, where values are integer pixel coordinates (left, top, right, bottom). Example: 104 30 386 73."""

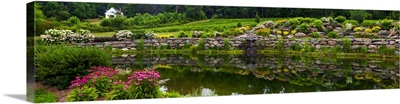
105 7 123 18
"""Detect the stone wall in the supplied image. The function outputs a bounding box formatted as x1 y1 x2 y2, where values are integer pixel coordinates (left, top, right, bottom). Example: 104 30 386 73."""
79 38 400 54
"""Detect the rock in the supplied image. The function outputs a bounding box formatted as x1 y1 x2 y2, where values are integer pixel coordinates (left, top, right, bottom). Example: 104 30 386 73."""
212 41 219 45
368 45 377 50
328 41 337 46
287 34 294 39
390 41 396 44
373 41 388 45
315 45 321 49
379 30 391 35
122 48 128 51
295 33 307 37
320 41 327 45
363 39 372 45
369 64 377 68
352 45 360 49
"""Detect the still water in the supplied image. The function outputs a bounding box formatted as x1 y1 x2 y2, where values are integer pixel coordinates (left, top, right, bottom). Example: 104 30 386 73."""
112 54 399 96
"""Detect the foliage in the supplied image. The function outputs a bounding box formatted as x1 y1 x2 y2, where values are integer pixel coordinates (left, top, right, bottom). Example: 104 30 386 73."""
66 29 95 43
178 30 188 38
197 38 206 50
115 30 133 41
137 39 145 51
341 38 351 53
34 89 57 103
222 28 244 37
126 69 162 99
276 30 282 35
163 91 181 98
379 19 394 30
276 37 284 50
67 86 98 101
145 30 156 39
378 45 395 55
255 28 271 36
255 13 261 23
290 30 297 34
40 29 73 43
192 31 204 38
361 20 378 28
283 31 289 36
42 2 71 20
344 23 354 32
300 41 316 52
224 38 231 50
100 16 127 29
328 32 338 38
364 28 372 34
68 66 119 96
35 45 112 90
349 10 372 23
342 20 358 26
290 44 302 51
237 22 242 27
311 19 323 30
310 32 319 38
334 16 347 23
357 46 368 53
353 27 363 32
298 23 309 33
372 26 381 32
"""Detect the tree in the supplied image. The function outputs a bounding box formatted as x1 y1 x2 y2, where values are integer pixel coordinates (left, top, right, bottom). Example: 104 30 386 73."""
34 4 51 35
42 2 71 20
185 6 207 21
69 3 96 19
255 13 261 23
349 10 372 23
123 4 136 17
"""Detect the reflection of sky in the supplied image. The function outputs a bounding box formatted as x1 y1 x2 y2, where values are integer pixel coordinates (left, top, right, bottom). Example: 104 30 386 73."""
159 85 168 93
201 88 217 96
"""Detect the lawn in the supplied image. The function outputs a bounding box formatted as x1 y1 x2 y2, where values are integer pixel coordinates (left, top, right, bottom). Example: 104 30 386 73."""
93 32 115 37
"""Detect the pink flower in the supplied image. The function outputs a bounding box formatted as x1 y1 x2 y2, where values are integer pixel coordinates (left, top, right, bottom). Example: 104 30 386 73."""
79 93 83 97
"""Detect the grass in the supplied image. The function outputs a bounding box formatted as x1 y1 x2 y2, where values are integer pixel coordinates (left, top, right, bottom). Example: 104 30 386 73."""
88 18 102 25
93 32 115 37
34 88 57 103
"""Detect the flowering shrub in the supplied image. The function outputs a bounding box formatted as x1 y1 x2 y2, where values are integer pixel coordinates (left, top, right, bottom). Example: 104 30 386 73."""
353 27 363 32
115 30 133 40
345 23 353 31
127 69 162 99
290 30 297 34
283 31 289 36
372 26 381 32
145 30 156 39
255 28 270 36
40 29 72 42
277 30 282 35
67 85 98 102
40 29 95 43
69 66 119 95
192 31 204 38
214 31 222 37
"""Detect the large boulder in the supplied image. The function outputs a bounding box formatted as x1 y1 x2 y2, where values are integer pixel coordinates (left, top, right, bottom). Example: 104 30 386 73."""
379 30 391 36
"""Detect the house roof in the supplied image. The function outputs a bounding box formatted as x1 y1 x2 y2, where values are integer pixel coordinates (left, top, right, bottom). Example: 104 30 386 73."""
105 7 118 15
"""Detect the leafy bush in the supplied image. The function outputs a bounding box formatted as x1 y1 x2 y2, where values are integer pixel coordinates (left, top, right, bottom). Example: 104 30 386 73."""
34 89 57 103
344 23 354 32
237 22 242 27
328 32 338 38
219 38 229 50
222 28 243 37
35 45 112 90
178 30 188 38
126 69 162 99
163 91 181 98
320 46 330 53
310 32 319 38
255 14 261 23
214 31 222 37
137 39 144 51
67 16 81 26
276 37 284 50
40 29 73 43
283 31 289 36
276 30 282 35
290 44 302 51
334 16 347 23
372 26 381 32
357 46 368 53
300 41 316 52
298 23 309 33
255 28 271 36
341 38 352 53
331 45 342 53
67 86 98 101
378 45 395 55
361 20 377 28
291 30 297 34
197 38 205 50
144 30 156 39
343 20 358 26
192 31 204 38
379 19 394 30
364 28 372 34
65 29 95 43
115 30 133 41
311 20 323 30
353 27 363 32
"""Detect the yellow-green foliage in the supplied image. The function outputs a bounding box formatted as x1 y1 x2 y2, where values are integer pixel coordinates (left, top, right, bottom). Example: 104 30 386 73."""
276 19 287 25
255 28 271 36
290 30 297 34
372 26 381 32
353 27 363 32
365 28 372 33
283 31 289 36
156 34 173 39
277 30 282 35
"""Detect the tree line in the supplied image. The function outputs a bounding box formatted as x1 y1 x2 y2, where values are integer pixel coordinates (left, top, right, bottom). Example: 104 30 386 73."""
37 1 399 21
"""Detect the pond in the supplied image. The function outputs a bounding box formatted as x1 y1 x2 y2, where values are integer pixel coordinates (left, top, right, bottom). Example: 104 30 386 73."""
111 54 399 96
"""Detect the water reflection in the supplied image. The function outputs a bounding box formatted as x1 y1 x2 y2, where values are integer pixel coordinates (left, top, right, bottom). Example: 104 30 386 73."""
112 54 399 96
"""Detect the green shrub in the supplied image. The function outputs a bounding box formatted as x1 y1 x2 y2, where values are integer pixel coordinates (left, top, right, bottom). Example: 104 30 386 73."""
276 37 284 50
331 45 342 53
343 20 358 26
163 91 181 98
67 86 98 101
378 45 395 55
197 38 206 50
104 84 132 100
255 28 271 36
137 39 144 51
255 14 261 23
178 30 188 38
298 23 309 33
237 22 242 27
290 44 302 51
34 89 57 103
357 46 368 53
35 45 112 90
334 16 347 23
67 16 81 26
328 32 338 38
342 38 351 53
361 20 377 28
379 19 394 30
310 32 319 38
320 46 330 53
312 20 323 30
224 38 231 50
300 41 316 52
